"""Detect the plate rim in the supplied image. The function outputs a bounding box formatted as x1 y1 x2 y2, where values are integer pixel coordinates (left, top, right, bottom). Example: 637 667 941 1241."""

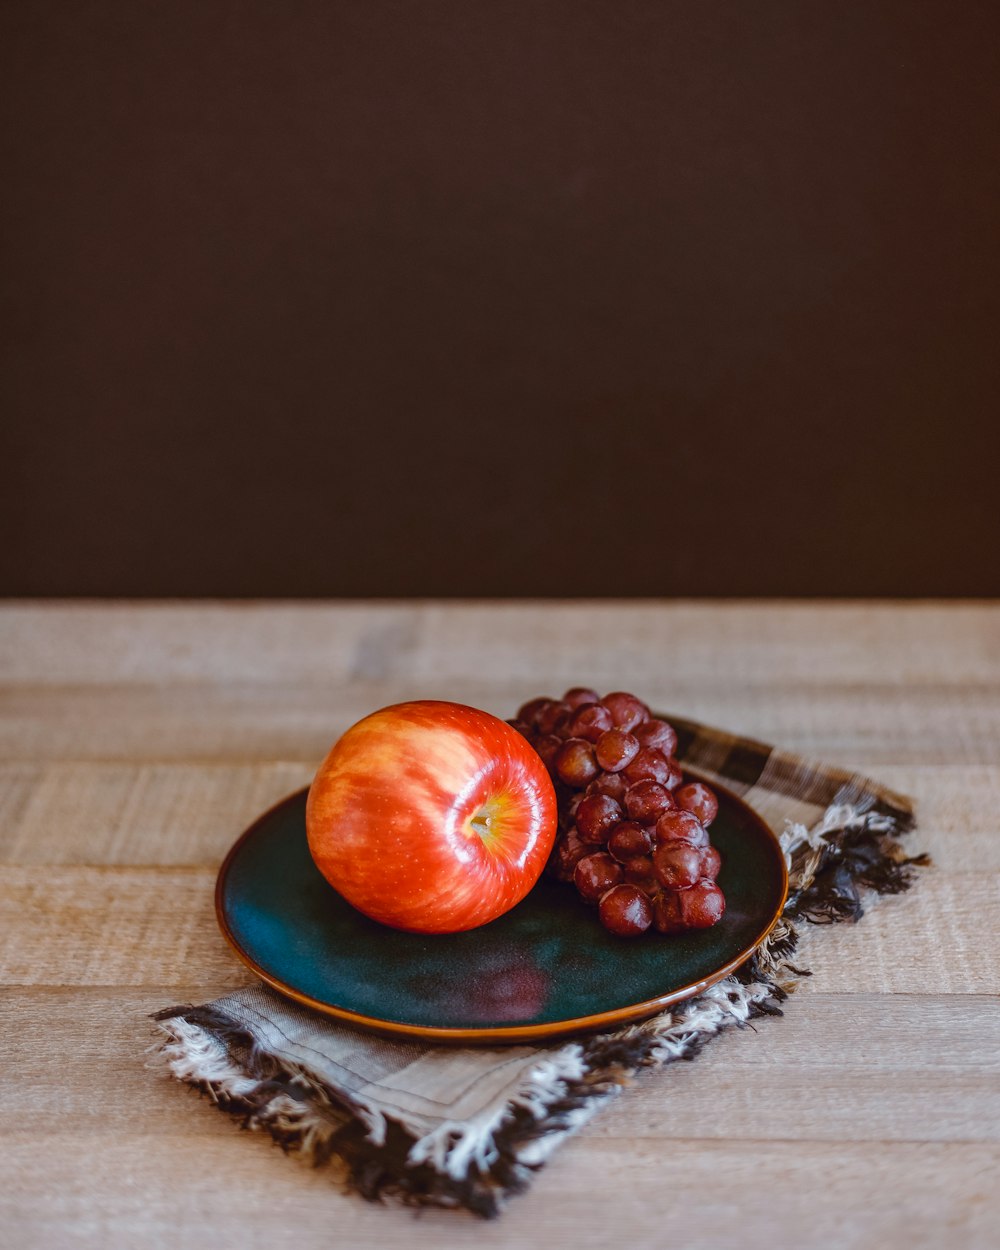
215 769 789 1045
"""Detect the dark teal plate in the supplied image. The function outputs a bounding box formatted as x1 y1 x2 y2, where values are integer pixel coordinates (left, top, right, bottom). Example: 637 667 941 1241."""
216 776 787 1044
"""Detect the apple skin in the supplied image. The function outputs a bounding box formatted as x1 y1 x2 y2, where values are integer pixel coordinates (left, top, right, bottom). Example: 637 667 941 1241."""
305 700 558 933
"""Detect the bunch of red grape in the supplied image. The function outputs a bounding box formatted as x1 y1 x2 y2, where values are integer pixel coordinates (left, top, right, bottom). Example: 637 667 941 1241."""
510 688 725 938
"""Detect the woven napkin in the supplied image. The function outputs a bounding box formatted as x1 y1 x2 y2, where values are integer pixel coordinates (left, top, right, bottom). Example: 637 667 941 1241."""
155 715 926 1217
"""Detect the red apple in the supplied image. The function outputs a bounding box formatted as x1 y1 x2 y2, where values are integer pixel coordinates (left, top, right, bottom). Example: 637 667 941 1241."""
306 700 558 933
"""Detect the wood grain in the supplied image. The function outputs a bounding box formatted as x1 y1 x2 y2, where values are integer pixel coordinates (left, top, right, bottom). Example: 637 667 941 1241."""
0 867 243 986
5 988 997 1143
2 761 997 868
5 678 1000 765
1 1136 996 1250
0 762 314 865
2 601 998 1250
5 602 999 686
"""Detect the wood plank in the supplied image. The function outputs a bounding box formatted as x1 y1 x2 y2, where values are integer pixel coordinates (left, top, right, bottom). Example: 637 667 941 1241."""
1 865 996 992
4 601 999 686
0 985 242 1134
3 989 997 1144
0 760 994 868
0 762 313 865
4 678 1000 764
846 763 1000 835
589 991 1000 1144
0 867 244 986
0 1133 995 1250
792 870 1000 995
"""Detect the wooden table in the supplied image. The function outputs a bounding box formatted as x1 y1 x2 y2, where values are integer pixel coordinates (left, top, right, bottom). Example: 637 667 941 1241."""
2 602 998 1249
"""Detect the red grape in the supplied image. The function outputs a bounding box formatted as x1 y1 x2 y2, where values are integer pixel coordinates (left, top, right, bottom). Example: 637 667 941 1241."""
555 738 600 787
700 846 722 879
664 758 684 791
655 809 709 848
576 793 623 844
653 843 703 890
550 827 589 880
622 747 671 786
683 881 726 928
652 890 686 934
574 852 623 903
622 852 654 879
653 881 726 932
563 686 601 709
533 733 564 771
607 821 654 861
675 781 719 826
622 855 659 895
567 703 614 743
624 779 672 823
594 728 640 772
586 771 629 801
601 691 650 731
517 697 553 728
537 700 571 736
598 884 653 936
633 718 679 756
561 801 584 841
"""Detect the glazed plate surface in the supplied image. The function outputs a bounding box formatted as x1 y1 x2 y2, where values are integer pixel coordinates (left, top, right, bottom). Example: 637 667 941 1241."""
216 776 788 1043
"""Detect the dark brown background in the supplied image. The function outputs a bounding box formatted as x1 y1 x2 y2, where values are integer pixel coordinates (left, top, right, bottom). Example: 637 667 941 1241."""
3 2 998 597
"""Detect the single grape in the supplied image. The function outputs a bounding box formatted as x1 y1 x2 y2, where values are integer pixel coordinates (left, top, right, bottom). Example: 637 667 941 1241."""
682 881 726 928
517 697 553 727
652 842 703 890
574 852 624 903
533 733 564 771
622 746 671 786
624 779 672 823
654 809 709 848
675 781 719 826
576 793 623 844
607 821 654 861
595 728 641 772
621 855 659 896
601 691 650 731
599 884 654 936
700 845 722 879
549 828 589 881
621 852 653 879
652 889 686 934
633 718 679 756
586 771 629 801
537 700 571 736
555 738 600 787
567 702 614 743
636 876 663 899
563 686 601 709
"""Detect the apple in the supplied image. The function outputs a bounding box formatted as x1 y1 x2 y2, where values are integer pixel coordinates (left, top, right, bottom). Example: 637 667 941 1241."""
305 700 558 933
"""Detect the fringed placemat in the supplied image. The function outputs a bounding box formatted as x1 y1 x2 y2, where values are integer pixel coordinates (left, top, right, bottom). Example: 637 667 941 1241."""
154 715 926 1217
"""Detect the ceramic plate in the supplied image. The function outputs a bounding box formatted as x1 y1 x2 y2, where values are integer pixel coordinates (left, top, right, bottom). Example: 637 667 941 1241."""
216 774 787 1044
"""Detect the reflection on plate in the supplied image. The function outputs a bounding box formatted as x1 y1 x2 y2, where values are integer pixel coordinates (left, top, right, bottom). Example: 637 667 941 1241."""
216 774 788 1044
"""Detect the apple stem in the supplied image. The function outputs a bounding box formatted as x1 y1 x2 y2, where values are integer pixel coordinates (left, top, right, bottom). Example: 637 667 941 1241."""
470 812 492 838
